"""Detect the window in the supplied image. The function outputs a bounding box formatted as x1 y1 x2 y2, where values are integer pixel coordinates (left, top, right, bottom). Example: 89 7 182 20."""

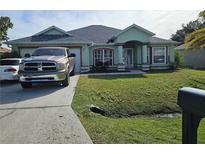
94 49 113 66
152 47 166 64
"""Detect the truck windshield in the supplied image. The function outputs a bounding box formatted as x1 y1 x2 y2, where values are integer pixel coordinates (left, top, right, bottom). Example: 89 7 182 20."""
32 48 66 56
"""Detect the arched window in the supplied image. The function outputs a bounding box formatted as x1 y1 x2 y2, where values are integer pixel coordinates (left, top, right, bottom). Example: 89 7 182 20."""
93 48 113 66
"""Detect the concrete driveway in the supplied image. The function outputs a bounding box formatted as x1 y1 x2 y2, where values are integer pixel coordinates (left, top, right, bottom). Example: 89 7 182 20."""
0 75 92 144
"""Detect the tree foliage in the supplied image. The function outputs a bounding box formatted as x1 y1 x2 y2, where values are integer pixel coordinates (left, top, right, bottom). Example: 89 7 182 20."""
171 11 205 43
199 10 205 20
185 10 205 49
0 16 13 45
185 28 205 49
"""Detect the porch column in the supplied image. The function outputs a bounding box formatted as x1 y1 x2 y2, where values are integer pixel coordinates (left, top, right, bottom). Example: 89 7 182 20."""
117 45 125 71
141 45 150 71
142 45 148 64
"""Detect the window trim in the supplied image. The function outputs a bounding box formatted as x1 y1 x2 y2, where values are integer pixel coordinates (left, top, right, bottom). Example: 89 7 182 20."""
93 48 114 66
152 47 166 64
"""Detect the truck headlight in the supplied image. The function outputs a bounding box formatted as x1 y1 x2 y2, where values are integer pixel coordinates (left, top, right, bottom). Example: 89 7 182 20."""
56 63 66 70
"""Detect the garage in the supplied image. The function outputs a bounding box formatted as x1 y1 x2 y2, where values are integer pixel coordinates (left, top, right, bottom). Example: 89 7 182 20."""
19 48 37 57
69 48 81 73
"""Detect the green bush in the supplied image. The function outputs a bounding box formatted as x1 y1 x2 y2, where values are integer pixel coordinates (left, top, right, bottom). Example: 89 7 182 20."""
170 50 183 69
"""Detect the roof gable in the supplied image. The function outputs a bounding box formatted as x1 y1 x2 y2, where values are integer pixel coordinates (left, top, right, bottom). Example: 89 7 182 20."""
115 24 155 43
33 25 71 36
116 24 155 38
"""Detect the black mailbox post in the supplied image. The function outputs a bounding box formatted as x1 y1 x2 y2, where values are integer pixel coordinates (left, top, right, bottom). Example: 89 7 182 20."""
178 87 205 144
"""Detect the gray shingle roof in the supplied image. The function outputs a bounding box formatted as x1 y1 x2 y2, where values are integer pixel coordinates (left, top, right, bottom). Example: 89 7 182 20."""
68 25 122 43
149 37 179 44
175 44 186 50
7 34 91 45
7 25 179 45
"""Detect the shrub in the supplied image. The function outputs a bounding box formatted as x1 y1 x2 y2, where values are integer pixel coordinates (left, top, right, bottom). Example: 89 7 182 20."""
170 50 184 69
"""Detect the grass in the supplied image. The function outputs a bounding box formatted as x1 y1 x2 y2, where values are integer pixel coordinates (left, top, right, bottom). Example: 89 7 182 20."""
72 69 205 143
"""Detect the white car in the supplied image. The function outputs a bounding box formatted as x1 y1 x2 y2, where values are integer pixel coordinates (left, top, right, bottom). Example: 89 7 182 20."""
0 58 21 81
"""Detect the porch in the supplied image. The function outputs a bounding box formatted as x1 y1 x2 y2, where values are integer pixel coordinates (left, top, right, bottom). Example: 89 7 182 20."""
90 41 148 71
89 40 171 72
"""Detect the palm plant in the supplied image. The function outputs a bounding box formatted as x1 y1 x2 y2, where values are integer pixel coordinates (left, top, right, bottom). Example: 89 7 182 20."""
185 10 205 49
185 28 205 49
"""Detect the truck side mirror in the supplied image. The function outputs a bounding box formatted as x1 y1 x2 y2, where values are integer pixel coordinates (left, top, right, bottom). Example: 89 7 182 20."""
69 53 76 57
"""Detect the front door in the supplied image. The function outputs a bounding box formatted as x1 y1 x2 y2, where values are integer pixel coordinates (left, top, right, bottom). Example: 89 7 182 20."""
123 48 134 68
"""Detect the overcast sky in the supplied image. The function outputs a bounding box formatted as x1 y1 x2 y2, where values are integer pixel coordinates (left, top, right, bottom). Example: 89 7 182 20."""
0 10 201 40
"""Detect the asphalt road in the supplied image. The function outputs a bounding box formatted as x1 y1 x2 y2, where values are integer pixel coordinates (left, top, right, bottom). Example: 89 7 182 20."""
0 75 92 144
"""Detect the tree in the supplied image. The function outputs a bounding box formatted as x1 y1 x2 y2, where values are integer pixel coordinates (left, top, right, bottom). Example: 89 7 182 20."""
185 10 205 49
0 16 13 46
171 12 205 43
199 10 205 21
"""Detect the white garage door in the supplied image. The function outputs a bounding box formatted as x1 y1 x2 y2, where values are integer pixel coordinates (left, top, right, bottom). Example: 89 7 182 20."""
20 48 37 57
69 48 81 73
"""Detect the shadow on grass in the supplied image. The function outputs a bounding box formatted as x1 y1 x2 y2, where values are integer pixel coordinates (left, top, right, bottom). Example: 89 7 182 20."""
88 74 147 80
147 69 178 74
88 69 179 80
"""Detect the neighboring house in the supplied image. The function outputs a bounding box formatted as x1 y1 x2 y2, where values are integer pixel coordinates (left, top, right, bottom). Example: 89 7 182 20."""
176 44 205 69
6 24 179 72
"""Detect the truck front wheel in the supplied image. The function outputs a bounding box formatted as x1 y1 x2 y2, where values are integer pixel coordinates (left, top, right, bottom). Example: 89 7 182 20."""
21 82 32 88
62 74 70 87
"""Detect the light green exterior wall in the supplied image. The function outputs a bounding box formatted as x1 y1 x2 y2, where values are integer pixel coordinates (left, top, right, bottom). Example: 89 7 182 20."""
82 45 90 66
116 27 152 43
169 45 175 63
137 45 142 65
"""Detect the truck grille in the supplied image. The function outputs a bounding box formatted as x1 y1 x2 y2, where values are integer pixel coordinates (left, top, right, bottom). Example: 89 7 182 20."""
24 61 56 72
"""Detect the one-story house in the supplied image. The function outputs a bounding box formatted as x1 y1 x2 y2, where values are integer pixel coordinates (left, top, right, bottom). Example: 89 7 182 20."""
6 24 179 72
176 44 205 69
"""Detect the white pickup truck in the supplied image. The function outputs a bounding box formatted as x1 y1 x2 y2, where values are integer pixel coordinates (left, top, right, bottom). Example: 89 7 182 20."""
18 47 75 88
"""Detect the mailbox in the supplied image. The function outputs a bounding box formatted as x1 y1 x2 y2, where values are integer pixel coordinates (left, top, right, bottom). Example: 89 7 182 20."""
178 87 205 144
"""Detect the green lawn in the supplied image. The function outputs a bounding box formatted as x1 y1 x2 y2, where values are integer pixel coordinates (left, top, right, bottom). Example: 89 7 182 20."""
72 69 205 143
